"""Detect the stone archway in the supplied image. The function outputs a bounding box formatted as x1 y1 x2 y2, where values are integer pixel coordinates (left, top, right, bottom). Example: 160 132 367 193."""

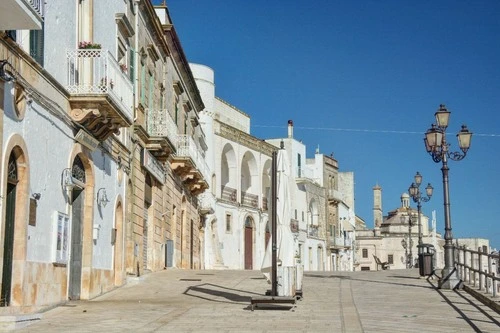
1 139 29 308
244 216 254 270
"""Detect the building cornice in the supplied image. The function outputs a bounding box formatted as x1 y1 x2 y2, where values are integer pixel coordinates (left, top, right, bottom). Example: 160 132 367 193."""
215 121 275 156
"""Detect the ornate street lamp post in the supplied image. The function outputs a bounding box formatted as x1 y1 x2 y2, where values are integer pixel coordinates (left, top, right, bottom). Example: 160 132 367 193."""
408 172 433 248
424 104 472 289
401 238 408 269
400 214 414 268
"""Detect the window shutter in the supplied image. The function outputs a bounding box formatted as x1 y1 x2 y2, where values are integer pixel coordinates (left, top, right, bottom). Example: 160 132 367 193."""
129 48 135 82
30 23 44 66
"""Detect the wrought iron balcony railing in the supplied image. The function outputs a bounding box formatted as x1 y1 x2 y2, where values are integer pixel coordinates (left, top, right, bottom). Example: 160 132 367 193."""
176 134 210 182
308 224 319 238
147 108 178 147
66 49 133 124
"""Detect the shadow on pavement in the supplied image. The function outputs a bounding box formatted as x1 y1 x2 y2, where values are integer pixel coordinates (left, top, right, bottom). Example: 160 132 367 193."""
183 283 261 304
427 278 500 332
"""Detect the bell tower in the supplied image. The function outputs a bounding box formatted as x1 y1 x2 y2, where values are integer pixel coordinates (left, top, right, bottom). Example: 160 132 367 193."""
373 184 383 230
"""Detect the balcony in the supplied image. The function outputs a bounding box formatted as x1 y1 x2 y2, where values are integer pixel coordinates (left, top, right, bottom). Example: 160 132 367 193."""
296 167 320 184
66 49 133 141
145 108 178 161
221 185 237 203
170 134 209 195
197 192 215 215
329 236 352 249
262 196 268 211
0 0 44 30
308 224 319 238
328 189 344 204
241 191 258 208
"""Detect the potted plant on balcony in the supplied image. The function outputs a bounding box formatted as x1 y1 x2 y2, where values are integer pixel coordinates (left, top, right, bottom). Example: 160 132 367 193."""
119 63 128 74
78 41 102 49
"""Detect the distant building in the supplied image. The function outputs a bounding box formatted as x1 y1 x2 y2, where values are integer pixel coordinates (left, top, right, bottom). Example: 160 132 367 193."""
356 184 445 271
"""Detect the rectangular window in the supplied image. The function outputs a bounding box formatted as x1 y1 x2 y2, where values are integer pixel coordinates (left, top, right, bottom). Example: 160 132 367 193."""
362 248 368 258
140 65 146 104
302 211 304 221
129 48 135 82
388 255 394 264
53 212 69 264
148 73 154 109
174 96 179 125
225 214 232 233
297 153 301 177
30 23 44 66
294 209 297 220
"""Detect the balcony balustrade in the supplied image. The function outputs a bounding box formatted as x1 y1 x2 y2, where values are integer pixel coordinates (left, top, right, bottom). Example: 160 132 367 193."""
241 191 258 208
221 185 237 203
66 49 133 141
329 236 353 248
197 192 215 215
328 188 345 204
171 134 210 195
145 108 178 161
296 167 320 183
308 224 319 238
262 196 268 211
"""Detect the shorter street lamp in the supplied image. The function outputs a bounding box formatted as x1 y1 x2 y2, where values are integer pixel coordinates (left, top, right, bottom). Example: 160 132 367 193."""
408 172 433 248
400 214 414 268
424 104 472 289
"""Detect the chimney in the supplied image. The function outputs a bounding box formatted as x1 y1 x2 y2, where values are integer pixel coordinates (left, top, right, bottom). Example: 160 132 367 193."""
287 120 293 138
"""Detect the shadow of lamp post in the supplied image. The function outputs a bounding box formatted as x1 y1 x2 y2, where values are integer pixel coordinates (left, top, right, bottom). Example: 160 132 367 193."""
424 104 472 289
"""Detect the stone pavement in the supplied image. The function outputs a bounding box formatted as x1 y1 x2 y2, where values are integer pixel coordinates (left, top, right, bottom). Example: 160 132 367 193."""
13 268 500 332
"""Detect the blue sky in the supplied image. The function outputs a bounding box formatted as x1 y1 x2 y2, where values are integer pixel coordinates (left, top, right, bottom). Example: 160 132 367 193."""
163 0 500 249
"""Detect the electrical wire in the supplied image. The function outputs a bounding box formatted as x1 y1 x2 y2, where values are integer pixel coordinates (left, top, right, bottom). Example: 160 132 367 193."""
252 125 500 137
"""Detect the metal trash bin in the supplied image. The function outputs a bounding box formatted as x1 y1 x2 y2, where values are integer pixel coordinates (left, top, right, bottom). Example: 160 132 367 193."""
418 244 435 276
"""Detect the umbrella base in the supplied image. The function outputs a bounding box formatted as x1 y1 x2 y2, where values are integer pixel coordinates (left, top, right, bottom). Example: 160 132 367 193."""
250 296 296 311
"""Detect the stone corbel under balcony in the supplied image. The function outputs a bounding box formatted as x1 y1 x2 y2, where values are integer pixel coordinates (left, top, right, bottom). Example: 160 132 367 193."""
171 158 208 195
134 124 175 163
69 96 131 141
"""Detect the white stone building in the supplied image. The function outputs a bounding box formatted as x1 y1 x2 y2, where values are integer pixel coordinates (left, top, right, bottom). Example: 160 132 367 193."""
267 121 328 271
191 64 275 270
1 0 131 311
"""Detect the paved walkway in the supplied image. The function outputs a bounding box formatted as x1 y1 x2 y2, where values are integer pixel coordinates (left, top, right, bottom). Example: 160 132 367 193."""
13 268 500 332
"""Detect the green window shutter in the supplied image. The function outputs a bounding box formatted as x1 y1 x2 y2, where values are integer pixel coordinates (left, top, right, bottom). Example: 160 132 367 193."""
29 23 44 66
149 74 154 108
129 48 135 82
174 102 178 125
140 66 145 104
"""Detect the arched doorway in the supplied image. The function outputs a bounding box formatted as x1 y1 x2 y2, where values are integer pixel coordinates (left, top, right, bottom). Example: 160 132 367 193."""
244 216 254 270
317 246 324 271
1 153 18 306
69 155 87 300
113 201 124 286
